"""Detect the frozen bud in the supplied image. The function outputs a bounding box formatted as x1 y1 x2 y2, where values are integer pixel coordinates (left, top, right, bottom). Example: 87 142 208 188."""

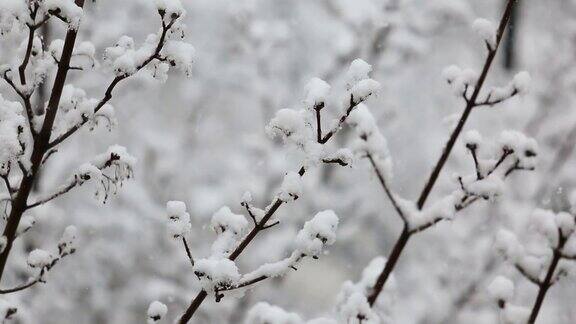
77 163 102 183
303 77 331 110
278 171 303 202
193 258 240 291
44 0 84 30
245 302 302 324
241 191 253 205
295 210 339 257
555 212 575 238
441 65 462 84
350 79 381 103
17 215 36 236
494 229 523 260
27 249 53 269
512 71 531 95
464 130 483 149
0 299 16 321
346 59 373 87
166 201 191 238
487 276 514 302
147 301 168 323
472 18 497 49
58 225 78 256
161 40 195 76
265 108 311 144
211 206 248 235
531 209 558 245
155 0 186 19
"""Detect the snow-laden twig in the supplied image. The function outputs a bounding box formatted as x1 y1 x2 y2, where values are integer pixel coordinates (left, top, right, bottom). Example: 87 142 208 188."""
363 0 523 307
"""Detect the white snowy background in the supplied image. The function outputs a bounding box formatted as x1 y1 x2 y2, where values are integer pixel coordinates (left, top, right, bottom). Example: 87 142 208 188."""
1 0 576 323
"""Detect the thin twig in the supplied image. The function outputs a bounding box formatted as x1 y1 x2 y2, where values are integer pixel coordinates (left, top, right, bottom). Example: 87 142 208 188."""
182 237 194 267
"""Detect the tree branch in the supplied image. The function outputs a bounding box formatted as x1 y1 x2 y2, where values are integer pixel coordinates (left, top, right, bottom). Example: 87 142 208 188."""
367 154 406 223
48 18 177 149
366 0 519 307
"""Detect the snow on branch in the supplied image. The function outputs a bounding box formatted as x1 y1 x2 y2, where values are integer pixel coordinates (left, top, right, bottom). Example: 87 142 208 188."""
493 207 576 323
175 58 380 322
187 210 338 303
0 225 77 295
48 1 194 149
26 145 135 208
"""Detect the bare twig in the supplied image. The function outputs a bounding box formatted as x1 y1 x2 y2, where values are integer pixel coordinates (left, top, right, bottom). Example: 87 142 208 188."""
367 154 406 223
182 237 194 267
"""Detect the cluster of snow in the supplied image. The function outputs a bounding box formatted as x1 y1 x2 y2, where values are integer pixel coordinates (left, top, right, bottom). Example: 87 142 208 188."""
17 215 36 236
147 301 168 324
494 229 524 261
454 130 539 208
210 206 248 256
303 77 331 110
531 208 575 246
161 40 195 76
442 65 478 96
487 276 530 324
245 302 303 324
56 84 114 132
0 299 16 322
294 210 339 257
0 0 83 33
166 201 191 239
345 59 381 104
103 8 193 80
347 104 393 185
487 276 514 302
27 249 54 269
498 130 538 170
193 257 241 292
266 108 314 148
278 171 303 202
0 94 25 173
482 71 532 104
154 0 186 21
44 0 84 30
397 195 456 232
58 225 78 256
336 257 389 324
245 302 337 324
472 18 497 49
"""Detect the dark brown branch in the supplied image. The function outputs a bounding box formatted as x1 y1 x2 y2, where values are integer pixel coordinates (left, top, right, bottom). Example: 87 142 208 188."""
467 144 482 180
182 237 194 267
26 178 79 209
474 89 518 108
366 0 518 307
322 157 349 167
319 94 359 144
0 0 86 285
515 264 541 285
315 103 324 143
0 276 41 294
417 0 516 210
527 231 568 324
0 173 15 197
